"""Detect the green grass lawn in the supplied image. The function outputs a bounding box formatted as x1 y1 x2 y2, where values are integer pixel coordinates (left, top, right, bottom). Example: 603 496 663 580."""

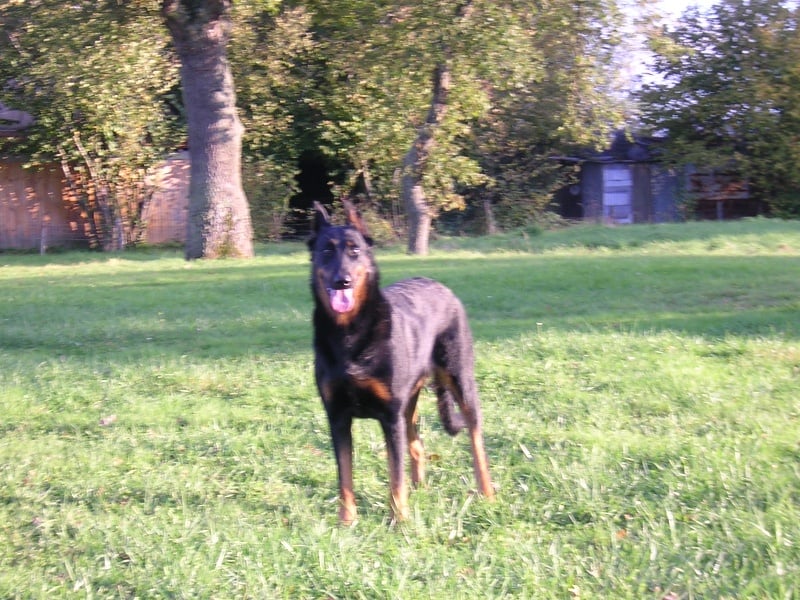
1 219 798 598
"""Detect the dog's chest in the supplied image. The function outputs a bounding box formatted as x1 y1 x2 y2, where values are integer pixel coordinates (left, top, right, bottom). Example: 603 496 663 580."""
323 345 394 413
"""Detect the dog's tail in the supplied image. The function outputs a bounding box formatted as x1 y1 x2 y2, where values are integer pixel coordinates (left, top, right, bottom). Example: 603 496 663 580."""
436 386 466 436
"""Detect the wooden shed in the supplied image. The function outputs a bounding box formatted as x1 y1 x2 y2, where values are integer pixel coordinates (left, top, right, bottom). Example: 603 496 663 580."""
556 131 682 224
0 159 90 250
0 153 190 250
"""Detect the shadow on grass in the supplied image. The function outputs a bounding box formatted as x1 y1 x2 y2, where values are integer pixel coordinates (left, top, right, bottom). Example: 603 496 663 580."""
385 254 800 341
1 251 798 368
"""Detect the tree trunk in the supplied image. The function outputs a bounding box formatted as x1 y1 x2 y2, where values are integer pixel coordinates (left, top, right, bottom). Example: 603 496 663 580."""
162 0 253 259
401 64 451 255
483 194 498 235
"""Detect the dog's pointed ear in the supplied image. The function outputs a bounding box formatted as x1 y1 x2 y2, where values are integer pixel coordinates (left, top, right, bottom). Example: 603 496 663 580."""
308 202 331 251
342 198 374 246
313 201 331 232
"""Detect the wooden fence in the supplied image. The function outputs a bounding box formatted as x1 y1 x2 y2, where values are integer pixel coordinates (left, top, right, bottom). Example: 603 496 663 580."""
0 153 190 250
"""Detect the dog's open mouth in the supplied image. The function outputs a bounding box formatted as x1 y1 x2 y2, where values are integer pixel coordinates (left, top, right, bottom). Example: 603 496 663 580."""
328 288 354 313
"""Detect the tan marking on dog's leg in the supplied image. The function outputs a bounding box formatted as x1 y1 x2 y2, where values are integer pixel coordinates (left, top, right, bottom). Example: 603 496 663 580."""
406 402 425 487
408 440 425 488
438 368 493 498
469 426 495 500
338 454 357 525
354 376 392 403
389 481 409 523
434 367 455 392
385 438 409 522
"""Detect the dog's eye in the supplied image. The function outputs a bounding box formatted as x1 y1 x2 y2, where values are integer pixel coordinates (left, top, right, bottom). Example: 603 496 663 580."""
321 244 335 259
348 245 360 257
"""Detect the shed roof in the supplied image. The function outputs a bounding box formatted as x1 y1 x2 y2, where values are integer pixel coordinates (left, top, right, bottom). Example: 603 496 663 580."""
554 130 663 164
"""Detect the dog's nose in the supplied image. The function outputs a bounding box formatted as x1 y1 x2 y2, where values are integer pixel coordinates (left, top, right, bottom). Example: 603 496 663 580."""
333 276 352 290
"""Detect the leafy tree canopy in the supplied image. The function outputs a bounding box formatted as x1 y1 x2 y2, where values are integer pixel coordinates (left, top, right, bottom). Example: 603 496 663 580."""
297 0 628 234
1 0 183 248
2 0 635 246
1 0 181 168
639 0 800 217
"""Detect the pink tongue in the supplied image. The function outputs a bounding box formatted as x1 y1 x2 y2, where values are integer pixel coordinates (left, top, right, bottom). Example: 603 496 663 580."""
329 288 354 313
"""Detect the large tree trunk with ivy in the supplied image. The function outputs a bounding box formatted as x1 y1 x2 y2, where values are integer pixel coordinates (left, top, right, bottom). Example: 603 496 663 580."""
401 64 450 256
162 0 253 259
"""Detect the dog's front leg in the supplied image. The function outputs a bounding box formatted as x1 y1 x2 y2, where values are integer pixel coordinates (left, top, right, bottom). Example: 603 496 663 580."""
381 416 409 522
329 414 357 524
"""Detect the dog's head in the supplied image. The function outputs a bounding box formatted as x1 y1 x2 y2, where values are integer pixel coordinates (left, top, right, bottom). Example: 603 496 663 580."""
308 200 377 324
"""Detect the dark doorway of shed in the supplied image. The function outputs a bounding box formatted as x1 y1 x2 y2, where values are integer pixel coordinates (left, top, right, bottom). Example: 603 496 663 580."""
555 182 584 220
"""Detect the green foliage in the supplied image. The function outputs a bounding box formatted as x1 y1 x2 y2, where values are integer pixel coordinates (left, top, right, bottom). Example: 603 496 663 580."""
231 5 317 241
0 0 183 249
640 0 800 217
2 0 644 249
297 0 628 229
242 157 299 242
0 220 799 597
303 0 430 203
472 0 629 229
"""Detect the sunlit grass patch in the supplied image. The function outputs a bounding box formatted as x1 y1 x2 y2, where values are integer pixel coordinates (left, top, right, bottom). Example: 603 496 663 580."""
0 219 798 597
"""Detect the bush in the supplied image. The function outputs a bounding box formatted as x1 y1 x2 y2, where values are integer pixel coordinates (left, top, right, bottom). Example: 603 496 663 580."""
770 191 800 219
243 159 298 242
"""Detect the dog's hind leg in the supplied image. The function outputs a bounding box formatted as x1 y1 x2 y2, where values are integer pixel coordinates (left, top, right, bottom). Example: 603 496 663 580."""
465 407 495 500
405 381 426 488
434 370 467 436
435 332 495 500
448 377 494 500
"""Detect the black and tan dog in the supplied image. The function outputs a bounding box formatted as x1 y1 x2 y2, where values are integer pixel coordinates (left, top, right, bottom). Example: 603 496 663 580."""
308 201 494 524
